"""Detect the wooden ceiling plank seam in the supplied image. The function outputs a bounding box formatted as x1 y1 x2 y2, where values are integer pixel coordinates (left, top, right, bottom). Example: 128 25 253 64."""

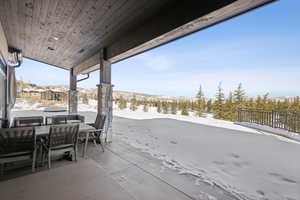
72 0 157 71
57 0 110 67
17 0 24 53
8 0 19 49
99 0 169 52
21 0 34 55
60 0 123 67
69 0 129 68
41 0 70 64
51 0 102 68
47 0 79 66
54 0 88 67
78 0 148 55
72 0 162 69
28 0 41 58
0 1 10 45
34 0 60 61
31 0 50 59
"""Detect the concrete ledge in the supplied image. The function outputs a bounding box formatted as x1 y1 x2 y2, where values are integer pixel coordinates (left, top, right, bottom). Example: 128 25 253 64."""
235 122 300 142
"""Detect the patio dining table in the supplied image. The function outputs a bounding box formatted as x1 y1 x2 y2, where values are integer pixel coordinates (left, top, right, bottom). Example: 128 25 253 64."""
35 123 96 158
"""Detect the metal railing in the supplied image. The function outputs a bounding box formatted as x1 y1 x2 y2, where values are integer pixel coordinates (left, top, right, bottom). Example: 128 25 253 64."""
238 109 300 134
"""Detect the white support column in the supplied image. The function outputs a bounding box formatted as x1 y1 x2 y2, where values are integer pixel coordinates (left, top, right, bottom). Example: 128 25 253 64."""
68 68 78 114
98 49 113 142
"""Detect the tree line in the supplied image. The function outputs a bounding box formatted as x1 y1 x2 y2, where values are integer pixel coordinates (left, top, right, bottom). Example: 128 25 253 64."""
114 83 300 122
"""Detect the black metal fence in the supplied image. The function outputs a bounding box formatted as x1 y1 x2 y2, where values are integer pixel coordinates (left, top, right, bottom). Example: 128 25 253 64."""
237 109 300 134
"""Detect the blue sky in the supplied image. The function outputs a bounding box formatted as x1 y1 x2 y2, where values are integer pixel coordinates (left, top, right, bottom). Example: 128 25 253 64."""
17 0 300 98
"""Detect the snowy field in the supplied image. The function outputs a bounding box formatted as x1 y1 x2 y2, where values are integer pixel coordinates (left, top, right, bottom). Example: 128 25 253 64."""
114 118 300 200
12 101 300 200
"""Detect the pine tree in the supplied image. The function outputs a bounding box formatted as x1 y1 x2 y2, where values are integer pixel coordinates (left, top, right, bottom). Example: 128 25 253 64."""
181 101 189 116
171 101 177 115
224 92 235 121
157 101 162 113
118 96 127 110
143 102 149 112
196 85 204 99
162 102 169 114
213 82 225 119
234 83 245 106
206 99 213 113
195 85 205 117
130 95 138 111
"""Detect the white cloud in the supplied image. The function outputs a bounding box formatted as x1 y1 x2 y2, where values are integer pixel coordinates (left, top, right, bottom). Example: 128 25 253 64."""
137 53 173 71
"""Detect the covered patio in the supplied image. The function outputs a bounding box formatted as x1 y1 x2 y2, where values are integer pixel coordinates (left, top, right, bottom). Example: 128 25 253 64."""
0 0 277 199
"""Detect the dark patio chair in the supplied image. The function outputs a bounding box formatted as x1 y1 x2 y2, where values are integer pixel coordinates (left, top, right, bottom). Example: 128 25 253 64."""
0 127 37 175
46 115 67 125
65 114 85 123
84 114 106 152
42 124 79 169
12 116 44 127
46 114 85 125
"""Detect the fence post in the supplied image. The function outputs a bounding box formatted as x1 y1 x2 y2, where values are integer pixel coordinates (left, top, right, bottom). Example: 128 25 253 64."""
271 110 275 128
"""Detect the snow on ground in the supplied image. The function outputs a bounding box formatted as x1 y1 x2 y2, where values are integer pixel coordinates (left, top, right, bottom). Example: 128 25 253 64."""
114 117 300 200
236 122 300 143
13 100 258 134
113 106 259 134
13 100 44 111
13 100 300 199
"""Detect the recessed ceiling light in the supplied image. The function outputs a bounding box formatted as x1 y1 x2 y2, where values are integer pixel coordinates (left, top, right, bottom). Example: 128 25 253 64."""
52 36 60 41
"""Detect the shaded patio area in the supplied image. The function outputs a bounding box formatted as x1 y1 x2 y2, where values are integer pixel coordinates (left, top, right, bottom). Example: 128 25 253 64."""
0 111 238 200
0 131 237 200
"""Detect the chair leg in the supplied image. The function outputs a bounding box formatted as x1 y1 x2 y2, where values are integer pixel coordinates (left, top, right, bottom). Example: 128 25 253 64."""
93 133 105 152
41 149 45 167
48 151 51 169
0 163 4 176
74 145 77 162
39 146 43 167
99 136 105 152
32 150 37 173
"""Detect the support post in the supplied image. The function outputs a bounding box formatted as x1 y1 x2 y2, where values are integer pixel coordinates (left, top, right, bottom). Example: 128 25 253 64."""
98 49 113 143
3 65 9 128
68 68 78 114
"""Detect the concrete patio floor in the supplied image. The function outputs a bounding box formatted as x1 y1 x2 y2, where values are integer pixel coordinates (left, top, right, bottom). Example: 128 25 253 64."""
0 136 237 200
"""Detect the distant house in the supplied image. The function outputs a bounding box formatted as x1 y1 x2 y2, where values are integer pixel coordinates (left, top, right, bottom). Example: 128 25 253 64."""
41 89 67 102
20 88 45 98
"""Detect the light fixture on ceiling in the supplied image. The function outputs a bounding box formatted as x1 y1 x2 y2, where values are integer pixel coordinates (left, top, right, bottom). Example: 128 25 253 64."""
52 36 60 41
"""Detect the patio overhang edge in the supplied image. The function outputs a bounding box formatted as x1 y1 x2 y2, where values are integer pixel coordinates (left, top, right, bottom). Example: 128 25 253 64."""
73 0 278 75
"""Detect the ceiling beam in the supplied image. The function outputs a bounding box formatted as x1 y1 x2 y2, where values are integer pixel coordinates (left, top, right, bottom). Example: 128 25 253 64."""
73 0 277 75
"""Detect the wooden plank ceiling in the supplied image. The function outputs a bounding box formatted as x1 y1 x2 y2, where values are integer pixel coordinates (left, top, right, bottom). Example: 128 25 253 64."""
0 0 277 74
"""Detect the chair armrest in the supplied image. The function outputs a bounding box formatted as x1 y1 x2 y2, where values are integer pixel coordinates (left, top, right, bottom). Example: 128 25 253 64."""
86 123 95 127
78 115 85 122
